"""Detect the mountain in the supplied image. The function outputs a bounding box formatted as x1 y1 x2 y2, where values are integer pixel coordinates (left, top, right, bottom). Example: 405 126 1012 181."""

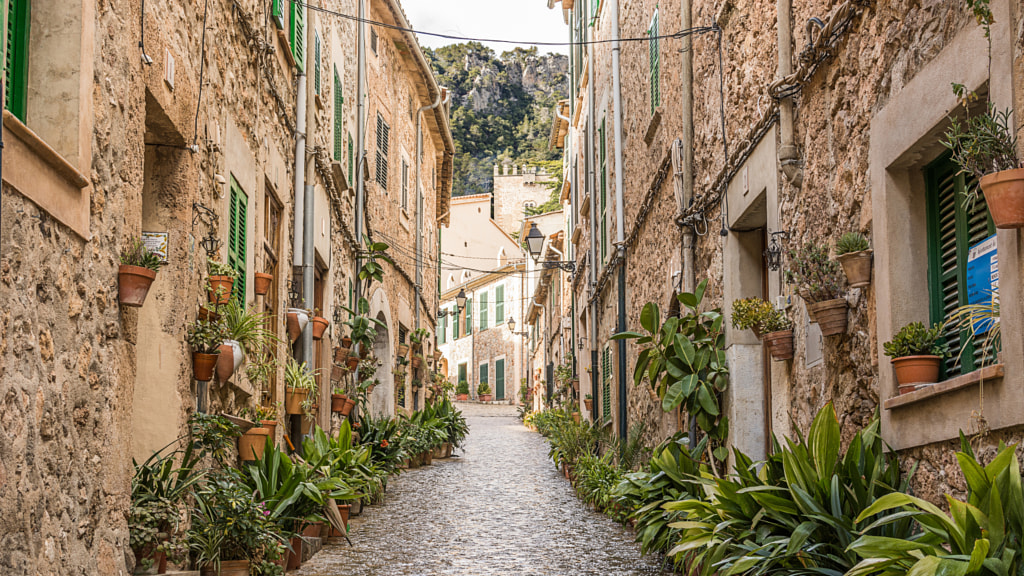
424 43 569 197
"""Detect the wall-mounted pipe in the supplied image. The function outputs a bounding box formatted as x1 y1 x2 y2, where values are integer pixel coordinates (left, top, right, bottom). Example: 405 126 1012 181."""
777 0 803 187
609 0 628 440
414 91 443 335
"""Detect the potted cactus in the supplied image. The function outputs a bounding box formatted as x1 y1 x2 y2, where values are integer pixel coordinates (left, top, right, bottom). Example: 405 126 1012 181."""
786 242 847 336
835 232 872 288
118 237 166 307
884 322 948 394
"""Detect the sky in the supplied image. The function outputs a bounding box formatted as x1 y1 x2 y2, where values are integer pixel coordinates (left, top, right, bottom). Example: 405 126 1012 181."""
401 0 570 56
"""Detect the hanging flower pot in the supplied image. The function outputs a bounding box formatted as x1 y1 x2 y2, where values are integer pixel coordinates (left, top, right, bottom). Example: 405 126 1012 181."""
299 412 315 434
342 398 356 417
837 250 873 288
980 167 1024 229
433 350 443 361
358 344 370 359
807 299 848 336
286 308 309 343
345 356 359 370
331 393 349 412
584 398 593 411
397 344 410 357
763 329 795 361
893 355 942 393
216 339 244 382
284 387 309 414
207 276 234 304
117 265 157 307
192 351 219 381
198 306 220 322
200 560 250 576
411 356 422 369
238 426 269 461
311 316 329 340
261 419 278 440
254 272 273 296
334 346 352 364
365 383 376 395
571 379 580 393
331 364 346 382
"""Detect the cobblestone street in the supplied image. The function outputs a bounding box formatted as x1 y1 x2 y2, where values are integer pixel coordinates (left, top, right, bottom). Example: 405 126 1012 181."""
295 403 670 575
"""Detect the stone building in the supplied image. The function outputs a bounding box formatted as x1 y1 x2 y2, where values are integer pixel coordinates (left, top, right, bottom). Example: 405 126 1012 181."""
548 0 1024 502
491 159 557 235
0 0 449 572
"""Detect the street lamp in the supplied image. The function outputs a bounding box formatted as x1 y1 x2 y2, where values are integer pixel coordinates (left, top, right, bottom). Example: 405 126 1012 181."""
507 316 528 336
764 231 789 271
455 288 467 310
525 222 545 261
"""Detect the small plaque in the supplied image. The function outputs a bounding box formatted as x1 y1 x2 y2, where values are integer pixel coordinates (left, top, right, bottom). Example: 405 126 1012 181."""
142 231 169 262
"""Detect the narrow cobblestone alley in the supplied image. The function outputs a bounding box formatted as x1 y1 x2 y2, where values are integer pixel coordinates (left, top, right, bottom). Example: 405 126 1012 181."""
295 404 670 576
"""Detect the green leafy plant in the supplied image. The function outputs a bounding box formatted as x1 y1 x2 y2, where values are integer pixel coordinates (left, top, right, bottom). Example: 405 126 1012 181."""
942 88 1021 205
883 321 948 359
238 403 277 424
120 237 166 271
188 412 242 464
456 380 470 395
186 317 228 354
944 288 1001 367
221 300 280 357
785 242 845 303
409 328 430 347
207 257 239 279
245 352 278 399
730 298 774 331
284 358 319 418
761 308 792 333
477 381 492 396
836 231 870 255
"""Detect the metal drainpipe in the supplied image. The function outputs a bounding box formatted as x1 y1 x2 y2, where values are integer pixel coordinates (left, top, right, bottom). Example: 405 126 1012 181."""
290 52 307 450
354 0 366 304
586 7 599 424
414 92 443 336
609 0 628 440
777 0 802 187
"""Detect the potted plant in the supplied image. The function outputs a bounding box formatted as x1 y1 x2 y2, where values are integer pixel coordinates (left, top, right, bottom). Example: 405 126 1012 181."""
311 309 329 340
410 328 429 350
583 393 593 411
762 308 795 361
884 321 948 394
218 301 279 382
239 402 278 445
786 242 847 336
253 271 273 296
942 85 1024 229
731 297 774 338
331 386 350 414
411 378 423 391
478 382 493 402
411 352 423 369
236 424 269 462
187 318 226 382
207 258 238 305
284 358 318 416
118 237 166 307
397 342 410 357
456 380 469 401
286 307 310 343
835 232 872 288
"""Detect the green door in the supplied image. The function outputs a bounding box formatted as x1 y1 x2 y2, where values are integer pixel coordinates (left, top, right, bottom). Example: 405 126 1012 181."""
458 363 467 390
495 358 505 400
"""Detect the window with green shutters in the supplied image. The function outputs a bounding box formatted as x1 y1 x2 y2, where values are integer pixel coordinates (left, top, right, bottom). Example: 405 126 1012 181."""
348 279 353 310
289 1 305 72
5 0 29 121
648 11 660 115
333 68 344 161
401 160 409 210
925 154 999 378
271 0 284 29
348 134 354 180
454 305 461 339
439 310 447 344
375 114 389 191
601 345 612 422
495 285 504 325
228 178 248 302
495 359 505 399
479 291 488 330
599 118 608 263
465 298 472 335
479 362 488 389
313 31 322 95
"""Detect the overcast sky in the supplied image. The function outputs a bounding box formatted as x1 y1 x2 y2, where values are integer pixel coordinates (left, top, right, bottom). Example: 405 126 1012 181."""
401 0 570 56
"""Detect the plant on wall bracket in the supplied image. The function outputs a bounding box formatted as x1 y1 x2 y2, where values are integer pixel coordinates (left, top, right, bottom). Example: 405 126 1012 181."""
612 279 730 472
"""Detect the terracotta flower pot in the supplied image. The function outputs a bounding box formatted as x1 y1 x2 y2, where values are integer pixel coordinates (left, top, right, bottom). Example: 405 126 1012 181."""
207 276 234 304
216 340 244 382
893 355 942 391
286 536 302 570
285 387 309 415
192 351 219 381
261 419 277 440
341 336 352 348
837 249 873 289
336 504 351 534
342 398 356 417
479 393 493 402
301 523 322 538
456 393 468 401
584 398 593 411
334 346 352 364
397 344 410 357
331 393 348 412
286 308 309 343
423 451 433 465
411 356 422 369
980 167 1024 229
572 412 581 423
117 265 157 307
345 356 359 370
253 272 273 296
764 329 794 360
331 364 346 382
198 306 220 322
238 427 269 461
200 560 250 576
311 316 329 340
807 298 848 336
300 414 315 435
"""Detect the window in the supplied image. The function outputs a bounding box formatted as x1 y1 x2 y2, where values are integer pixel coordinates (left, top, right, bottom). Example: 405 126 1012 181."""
370 28 378 56
495 285 505 324
925 154 998 378
401 159 409 210
599 117 608 262
648 10 660 115
398 324 409 345
495 359 506 400
271 0 284 29
458 363 467 389
465 297 473 335
314 31 322 95
5 0 29 121
479 362 488 388
228 177 248 302
289 1 305 71
479 291 488 330
348 133 354 180
601 345 612 422
375 114 389 191
454 304 461 339
262 185 282 404
333 67 343 161
439 309 447 344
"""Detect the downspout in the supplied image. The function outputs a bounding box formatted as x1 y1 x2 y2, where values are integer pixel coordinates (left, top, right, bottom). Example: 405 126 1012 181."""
355 0 366 303
414 92 444 334
609 0 627 440
777 0 802 187
586 3 599 423
291 18 308 451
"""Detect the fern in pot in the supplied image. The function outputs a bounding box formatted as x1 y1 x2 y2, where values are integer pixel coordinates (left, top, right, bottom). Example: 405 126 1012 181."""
884 321 948 394
835 231 872 288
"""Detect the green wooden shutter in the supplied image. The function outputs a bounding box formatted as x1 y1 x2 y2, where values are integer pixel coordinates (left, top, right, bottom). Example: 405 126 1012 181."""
479 291 488 330
289 1 305 72
401 160 409 210
495 358 505 399
313 31 321 95
495 285 504 325
601 345 612 422
376 115 390 190
925 154 998 378
348 279 353 309
479 362 488 395
599 118 608 262
333 68 343 161
271 0 284 29
5 0 29 121
648 11 660 115
348 133 354 180
439 310 447 344
465 297 472 335
454 305 461 339
228 178 248 302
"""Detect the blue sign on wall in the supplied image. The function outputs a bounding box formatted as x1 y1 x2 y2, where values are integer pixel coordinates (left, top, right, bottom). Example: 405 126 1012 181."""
965 234 998 334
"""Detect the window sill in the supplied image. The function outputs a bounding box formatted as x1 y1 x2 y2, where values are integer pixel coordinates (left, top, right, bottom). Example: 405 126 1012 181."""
3 111 90 239
883 364 1005 410
578 193 590 220
276 30 297 69
643 107 663 146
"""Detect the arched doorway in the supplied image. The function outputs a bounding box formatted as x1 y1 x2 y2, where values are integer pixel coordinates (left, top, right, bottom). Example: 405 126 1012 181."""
370 311 394 417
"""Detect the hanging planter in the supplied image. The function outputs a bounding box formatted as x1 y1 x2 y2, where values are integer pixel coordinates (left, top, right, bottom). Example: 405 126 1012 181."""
331 393 349 412
286 308 309 343
216 339 244 382
433 350 443 361
331 364 346 382
254 272 273 296
208 276 234 304
411 356 422 369
979 168 1024 228
584 397 593 411
193 351 219 382
807 299 848 336
117 265 158 307
284 387 309 414
837 250 873 288
299 412 315 435
397 344 410 357
342 398 356 417
311 316 329 340
261 419 278 440
198 306 221 322
238 426 269 461
345 356 359 370
334 345 352 364
763 329 794 361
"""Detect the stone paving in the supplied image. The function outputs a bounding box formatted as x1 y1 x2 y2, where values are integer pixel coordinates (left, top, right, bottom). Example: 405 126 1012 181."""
295 403 671 576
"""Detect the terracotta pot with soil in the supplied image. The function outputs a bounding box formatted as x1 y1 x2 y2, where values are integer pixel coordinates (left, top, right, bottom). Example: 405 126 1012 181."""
764 330 795 361
286 308 309 343
207 276 234 304
200 560 249 576
117 265 157 307
331 394 348 413
216 340 244 382
584 398 593 411
193 351 219 382
285 387 309 415
261 419 277 440
334 346 352 364
238 427 269 461
807 299 848 336
837 250 873 289
479 393 493 402
311 316 329 340
980 167 1024 229
893 355 942 393
342 398 356 417
253 272 273 296
456 393 468 401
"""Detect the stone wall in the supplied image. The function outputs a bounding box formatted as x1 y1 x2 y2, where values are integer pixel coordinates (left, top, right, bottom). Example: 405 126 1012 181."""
492 164 556 235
